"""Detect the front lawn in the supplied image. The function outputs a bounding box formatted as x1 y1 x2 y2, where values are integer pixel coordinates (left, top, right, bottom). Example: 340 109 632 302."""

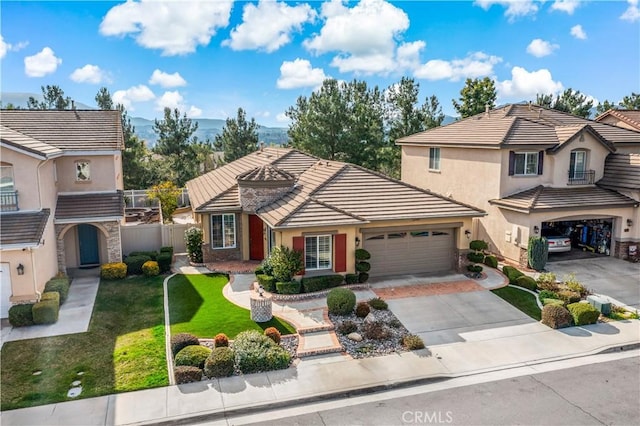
168 274 295 338
1 275 168 411
492 285 542 321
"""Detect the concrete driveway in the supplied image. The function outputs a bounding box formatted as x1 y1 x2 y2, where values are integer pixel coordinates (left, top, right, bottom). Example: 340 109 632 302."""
546 257 640 309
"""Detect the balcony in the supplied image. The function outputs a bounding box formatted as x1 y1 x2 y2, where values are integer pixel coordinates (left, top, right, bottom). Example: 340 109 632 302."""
568 170 595 185
0 191 19 211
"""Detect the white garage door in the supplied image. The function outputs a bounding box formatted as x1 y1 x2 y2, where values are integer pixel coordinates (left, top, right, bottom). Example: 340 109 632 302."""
363 229 455 277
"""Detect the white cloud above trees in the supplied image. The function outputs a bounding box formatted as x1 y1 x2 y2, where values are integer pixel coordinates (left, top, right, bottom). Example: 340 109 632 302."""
149 69 187 88
414 52 502 81
70 64 111 84
570 24 587 39
526 39 559 57
24 47 61 77
277 59 328 89
496 66 563 99
621 0 640 22
113 84 155 110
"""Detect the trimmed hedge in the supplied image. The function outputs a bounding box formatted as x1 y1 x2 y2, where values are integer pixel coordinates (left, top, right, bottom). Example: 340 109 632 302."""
467 252 485 263
327 288 356 315
345 273 359 284
541 304 572 329
484 255 498 269
128 250 158 261
538 290 559 301
355 248 371 261
204 347 235 378
543 298 565 307
33 296 59 324
124 255 152 275
276 280 301 295
44 278 70 304
558 290 581 304
160 246 174 255
157 253 172 273
142 260 160 277
256 274 277 292
469 240 488 251
515 275 537 291
358 272 369 283
171 333 200 357
174 366 203 384
101 262 127 280
233 330 291 374
356 262 371 273
467 264 483 273
8 303 35 327
567 303 600 326
502 266 524 284
175 345 212 369
301 275 344 293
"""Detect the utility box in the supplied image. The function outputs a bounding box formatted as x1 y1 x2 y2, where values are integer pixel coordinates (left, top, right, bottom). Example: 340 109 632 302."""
587 295 611 315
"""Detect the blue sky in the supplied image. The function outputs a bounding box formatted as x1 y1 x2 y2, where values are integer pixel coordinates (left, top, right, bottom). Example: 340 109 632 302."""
1 0 638 126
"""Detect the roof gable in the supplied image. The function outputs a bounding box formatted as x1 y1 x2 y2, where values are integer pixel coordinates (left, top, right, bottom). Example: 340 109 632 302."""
0 125 63 159
0 209 50 248
595 109 640 130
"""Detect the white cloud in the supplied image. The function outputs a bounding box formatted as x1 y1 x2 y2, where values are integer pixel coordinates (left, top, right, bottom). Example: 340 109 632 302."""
276 112 290 123
474 0 539 21
148 69 187 88
570 24 587 39
24 47 62 77
395 41 425 71
187 105 202 118
526 39 559 57
156 91 184 111
277 59 328 89
551 0 580 14
0 35 28 59
496 66 563 99
70 64 111 84
414 52 502 82
621 0 640 22
112 84 155 111
224 0 316 52
99 0 233 56
303 0 411 75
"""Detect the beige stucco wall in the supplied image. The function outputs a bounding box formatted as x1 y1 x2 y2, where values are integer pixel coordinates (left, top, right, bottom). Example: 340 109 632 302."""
4 243 58 302
1 148 58 211
56 155 120 192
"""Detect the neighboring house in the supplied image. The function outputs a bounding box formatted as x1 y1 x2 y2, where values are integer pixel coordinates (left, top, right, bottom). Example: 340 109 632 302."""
595 109 640 132
0 110 124 318
397 104 640 266
186 147 484 278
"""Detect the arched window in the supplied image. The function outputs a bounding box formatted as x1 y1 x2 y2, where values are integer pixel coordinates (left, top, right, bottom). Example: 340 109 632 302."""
0 163 14 192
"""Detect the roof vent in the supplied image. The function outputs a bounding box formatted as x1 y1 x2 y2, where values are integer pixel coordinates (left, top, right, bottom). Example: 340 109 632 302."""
538 109 542 119
259 141 265 152
485 104 490 117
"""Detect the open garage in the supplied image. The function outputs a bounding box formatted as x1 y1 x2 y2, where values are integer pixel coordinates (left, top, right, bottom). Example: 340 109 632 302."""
543 218 614 260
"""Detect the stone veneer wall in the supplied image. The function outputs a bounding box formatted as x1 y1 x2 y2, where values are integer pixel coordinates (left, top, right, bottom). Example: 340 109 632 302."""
55 221 122 274
613 239 640 260
239 184 292 214
202 213 243 262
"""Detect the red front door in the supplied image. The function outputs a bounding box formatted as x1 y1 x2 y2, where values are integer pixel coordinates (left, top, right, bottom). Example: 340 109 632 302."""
249 214 265 261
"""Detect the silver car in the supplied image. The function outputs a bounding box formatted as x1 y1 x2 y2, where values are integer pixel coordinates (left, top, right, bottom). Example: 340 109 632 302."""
541 228 572 253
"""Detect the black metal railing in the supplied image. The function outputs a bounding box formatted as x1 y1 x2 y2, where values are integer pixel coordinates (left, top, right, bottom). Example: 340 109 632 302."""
568 170 595 185
0 191 19 211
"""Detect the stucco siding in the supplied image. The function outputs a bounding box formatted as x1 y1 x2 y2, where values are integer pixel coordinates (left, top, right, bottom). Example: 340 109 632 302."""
56 155 119 192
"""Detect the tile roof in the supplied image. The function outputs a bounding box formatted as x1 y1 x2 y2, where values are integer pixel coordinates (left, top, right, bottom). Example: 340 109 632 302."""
0 209 50 247
0 110 124 151
598 153 640 192
595 109 640 131
0 125 63 158
397 104 640 148
489 185 638 213
55 191 124 221
237 165 295 183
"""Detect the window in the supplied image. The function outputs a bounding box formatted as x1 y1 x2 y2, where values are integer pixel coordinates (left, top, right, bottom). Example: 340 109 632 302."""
267 227 276 254
75 161 91 182
410 231 430 237
0 165 14 192
211 214 236 249
429 147 440 171
305 235 332 270
569 150 587 179
509 151 543 176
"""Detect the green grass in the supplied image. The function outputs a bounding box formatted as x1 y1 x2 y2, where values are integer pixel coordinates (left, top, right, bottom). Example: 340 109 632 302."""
492 285 542 321
1 275 168 411
168 274 296 338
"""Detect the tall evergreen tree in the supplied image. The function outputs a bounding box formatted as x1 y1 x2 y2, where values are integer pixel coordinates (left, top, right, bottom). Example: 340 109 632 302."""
535 89 593 118
621 92 640 109
153 107 200 186
27 85 71 110
452 77 497 118
596 100 617 115
214 107 259 163
95 87 114 110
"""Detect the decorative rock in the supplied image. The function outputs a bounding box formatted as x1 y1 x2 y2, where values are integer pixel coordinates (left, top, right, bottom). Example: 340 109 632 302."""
32 370 42 376
347 332 363 342
71 380 81 386
77 371 84 376
364 312 376 324
67 386 82 398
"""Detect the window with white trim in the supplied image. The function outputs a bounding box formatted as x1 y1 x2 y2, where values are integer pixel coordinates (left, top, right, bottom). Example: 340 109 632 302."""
305 235 332 270
513 152 538 176
211 214 236 249
0 165 14 192
429 147 440 171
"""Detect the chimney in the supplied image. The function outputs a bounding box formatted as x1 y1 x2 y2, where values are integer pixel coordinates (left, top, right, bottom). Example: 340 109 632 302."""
528 100 532 110
485 104 490 117
259 141 265 152
71 100 75 110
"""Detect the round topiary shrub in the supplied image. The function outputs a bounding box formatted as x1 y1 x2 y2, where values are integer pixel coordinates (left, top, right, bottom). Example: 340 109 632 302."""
541 304 573 329
345 273 359 284
233 330 291 374
171 333 200 356
174 366 203 384
515 275 537 291
469 240 488 251
356 262 371 272
337 320 358 335
355 301 370 318
214 333 229 347
204 346 235 378
142 260 160 276
175 345 212 369
8 303 35 327
483 255 498 269
327 288 356 315
467 264 483 273
467 252 485 263
264 327 281 344
402 334 425 350
355 248 371 261
358 272 369 283
567 302 600 326
368 297 388 310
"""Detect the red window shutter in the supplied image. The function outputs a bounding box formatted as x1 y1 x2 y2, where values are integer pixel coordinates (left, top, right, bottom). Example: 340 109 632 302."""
334 233 347 273
292 236 305 275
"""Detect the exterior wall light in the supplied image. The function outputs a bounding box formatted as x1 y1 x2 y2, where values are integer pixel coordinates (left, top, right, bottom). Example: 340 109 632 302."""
533 226 540 234
17 263 25 275
464 229 471 238
355 236 361 247
627 219 633 227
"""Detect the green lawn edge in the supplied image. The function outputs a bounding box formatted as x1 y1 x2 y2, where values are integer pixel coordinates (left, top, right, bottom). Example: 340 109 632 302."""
492 285 542 321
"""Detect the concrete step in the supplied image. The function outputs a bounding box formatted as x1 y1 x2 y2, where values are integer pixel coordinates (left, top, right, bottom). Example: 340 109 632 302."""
296 330 343 358
297 324 334 334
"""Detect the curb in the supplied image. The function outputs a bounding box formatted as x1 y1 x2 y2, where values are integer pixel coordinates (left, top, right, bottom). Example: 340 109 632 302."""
135 340 639 426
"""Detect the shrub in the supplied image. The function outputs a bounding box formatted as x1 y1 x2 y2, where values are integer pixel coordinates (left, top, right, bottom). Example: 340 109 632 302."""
356 262 371 273
171 333 200 357
564 274 588 297
541 304 572 329
174 366 203 384
101 262 127 280
345 273 359 284
538 290 559 301
558 290 581 304
214 333 229 347
467 264 483 273
515 275 537 291
129 250 158 261
185 226 204 263
388 318 402 328
327 288 356 315
537 273 558 291
355 248 371 261
467 252 485 263
157 253 172 273
469 240 488 251
160 246 174 255
301 275 344 293
502 266 524 284
124 255 152 275
368 297 388 310
8 304 34 327
44 278 70 304
269 245 303 282
175 345 212 369
355 301 371 318
527 236 548 271
254 266 264 276
567 303 600 326
204 347 235 378
256 274 277 292
358 272 369 283
264 327 281 344
337 320 358 335
402 334 425 350
276 280 301 295
483 255 498 268
363 321 390 340
233 330 291 374
543 298 565 307
259 257 274 277
32 297 59 325
142 260 160 277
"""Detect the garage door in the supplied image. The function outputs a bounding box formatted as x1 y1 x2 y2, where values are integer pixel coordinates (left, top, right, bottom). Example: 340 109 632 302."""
363 229 455 277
